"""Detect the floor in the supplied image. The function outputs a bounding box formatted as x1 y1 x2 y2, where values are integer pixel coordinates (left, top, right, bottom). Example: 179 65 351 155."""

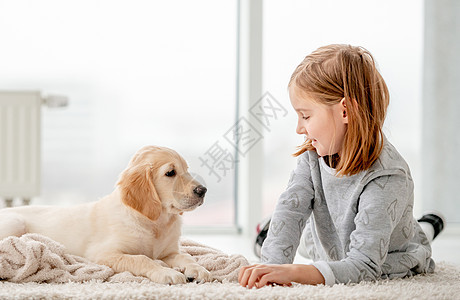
185 224 460 266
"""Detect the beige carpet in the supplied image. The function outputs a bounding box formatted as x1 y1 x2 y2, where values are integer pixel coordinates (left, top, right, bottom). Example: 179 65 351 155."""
0 234 458 299
1 261 459 299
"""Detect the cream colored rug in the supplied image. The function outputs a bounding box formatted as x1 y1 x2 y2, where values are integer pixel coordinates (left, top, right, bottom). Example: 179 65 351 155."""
0 234 459 299
1 261 459 299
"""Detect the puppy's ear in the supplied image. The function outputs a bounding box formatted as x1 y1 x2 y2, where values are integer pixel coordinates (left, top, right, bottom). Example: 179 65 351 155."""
117 164 162 221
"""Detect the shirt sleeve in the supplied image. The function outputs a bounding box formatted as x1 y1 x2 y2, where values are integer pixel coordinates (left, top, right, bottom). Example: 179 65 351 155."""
325 171 411 284
260 152 315 264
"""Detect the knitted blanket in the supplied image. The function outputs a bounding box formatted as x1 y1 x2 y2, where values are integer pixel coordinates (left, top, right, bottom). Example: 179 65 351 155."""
0 234 249 283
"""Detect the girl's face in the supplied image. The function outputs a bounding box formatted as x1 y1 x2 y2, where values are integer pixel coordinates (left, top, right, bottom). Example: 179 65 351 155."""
289 85 348 157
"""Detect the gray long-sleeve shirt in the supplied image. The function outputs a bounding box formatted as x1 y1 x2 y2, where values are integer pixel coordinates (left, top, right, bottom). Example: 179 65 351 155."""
261 139 434 285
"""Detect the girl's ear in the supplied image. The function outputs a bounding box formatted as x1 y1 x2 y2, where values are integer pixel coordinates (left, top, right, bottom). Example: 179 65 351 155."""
117 164 162 221
341 98 349 124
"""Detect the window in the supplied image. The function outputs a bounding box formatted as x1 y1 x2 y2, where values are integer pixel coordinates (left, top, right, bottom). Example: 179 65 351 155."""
0 0 238 228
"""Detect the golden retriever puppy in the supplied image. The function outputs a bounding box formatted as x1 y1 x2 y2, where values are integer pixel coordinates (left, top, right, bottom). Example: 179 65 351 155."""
0 146 212 284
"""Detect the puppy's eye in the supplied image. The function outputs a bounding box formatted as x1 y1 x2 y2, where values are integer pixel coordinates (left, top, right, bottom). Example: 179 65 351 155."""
165 170 176 177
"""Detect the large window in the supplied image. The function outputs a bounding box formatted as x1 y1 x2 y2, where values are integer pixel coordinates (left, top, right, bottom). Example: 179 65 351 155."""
0 0 238 228
261 0 424 218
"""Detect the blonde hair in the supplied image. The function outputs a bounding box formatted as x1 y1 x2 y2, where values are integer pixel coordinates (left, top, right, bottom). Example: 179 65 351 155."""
289 44 389 176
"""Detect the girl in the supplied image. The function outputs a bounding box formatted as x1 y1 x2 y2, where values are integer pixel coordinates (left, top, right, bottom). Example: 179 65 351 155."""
238 44 443 288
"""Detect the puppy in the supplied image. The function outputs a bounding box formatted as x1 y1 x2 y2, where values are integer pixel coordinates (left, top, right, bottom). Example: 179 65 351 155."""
0 146 212 284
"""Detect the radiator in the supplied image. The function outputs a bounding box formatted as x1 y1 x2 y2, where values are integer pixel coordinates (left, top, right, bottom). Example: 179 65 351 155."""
0 91 68 207
0 91 42 206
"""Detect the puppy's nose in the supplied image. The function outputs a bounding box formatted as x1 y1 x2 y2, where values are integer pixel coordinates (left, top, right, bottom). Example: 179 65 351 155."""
193 185 207 198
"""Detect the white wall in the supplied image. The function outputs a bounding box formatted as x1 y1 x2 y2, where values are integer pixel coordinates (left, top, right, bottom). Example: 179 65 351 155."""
422 0 460 223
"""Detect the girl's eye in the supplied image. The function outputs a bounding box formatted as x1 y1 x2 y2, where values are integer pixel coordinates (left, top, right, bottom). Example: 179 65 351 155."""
302 116 310 120
165 170 176 177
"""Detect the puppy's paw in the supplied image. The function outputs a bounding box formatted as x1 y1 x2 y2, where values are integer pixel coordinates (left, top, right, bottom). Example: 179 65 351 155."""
183 263 212 283
147 267 187 284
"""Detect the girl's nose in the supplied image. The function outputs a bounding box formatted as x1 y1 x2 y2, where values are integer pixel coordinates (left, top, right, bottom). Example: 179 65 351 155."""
296 122 306 135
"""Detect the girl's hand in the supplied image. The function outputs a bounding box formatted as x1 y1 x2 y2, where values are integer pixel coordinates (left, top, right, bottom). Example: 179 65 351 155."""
238 264 325 289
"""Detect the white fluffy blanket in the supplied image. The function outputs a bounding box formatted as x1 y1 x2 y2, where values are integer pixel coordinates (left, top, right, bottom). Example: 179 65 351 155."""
0 234 249 283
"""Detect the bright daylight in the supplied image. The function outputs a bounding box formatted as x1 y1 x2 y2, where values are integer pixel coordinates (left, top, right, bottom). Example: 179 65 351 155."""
0 0 459 299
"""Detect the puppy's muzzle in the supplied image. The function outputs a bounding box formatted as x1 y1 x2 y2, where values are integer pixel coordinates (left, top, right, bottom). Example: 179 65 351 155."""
193 185 207 198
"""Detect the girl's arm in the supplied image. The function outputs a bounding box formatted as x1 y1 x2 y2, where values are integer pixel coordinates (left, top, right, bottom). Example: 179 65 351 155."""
238 264 324 288
260 153 315 265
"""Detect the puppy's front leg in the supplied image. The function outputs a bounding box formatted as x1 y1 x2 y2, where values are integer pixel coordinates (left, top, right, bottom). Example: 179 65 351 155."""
162 252 212 283
98 253 187 284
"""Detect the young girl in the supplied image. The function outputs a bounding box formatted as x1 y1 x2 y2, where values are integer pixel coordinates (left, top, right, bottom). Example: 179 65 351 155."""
238 44 443 288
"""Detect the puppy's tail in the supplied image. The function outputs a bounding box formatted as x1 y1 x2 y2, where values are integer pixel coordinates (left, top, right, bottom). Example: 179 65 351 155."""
0 213 27 239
